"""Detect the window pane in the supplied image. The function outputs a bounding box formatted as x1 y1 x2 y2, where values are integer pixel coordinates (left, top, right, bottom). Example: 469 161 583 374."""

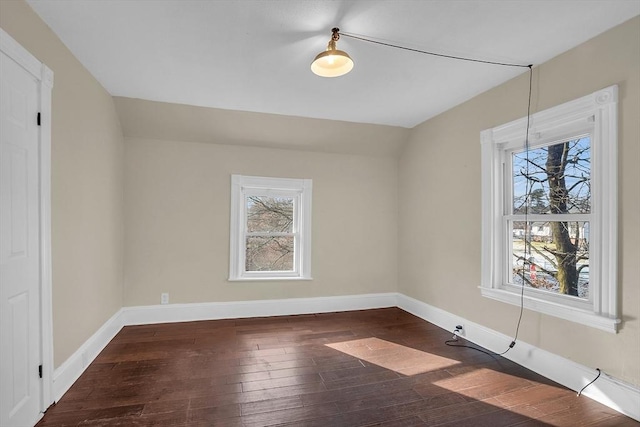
246 236 294 271
512 221 589 299
513 137 590 214
246 196 294 233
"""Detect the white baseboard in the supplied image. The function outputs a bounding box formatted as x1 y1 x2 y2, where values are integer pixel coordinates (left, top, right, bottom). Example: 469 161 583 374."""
52 309 124 401
120 292 399 325
52 292 638 422
396 294 640 422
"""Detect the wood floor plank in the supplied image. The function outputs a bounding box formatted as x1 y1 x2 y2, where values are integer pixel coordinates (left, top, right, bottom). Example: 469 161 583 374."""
241 373 323 392
334 388 424 413
240 395 303 416
36 308 639 426
418 397 506 424
186 403 240 423
241 402 339 426
433 407 543 427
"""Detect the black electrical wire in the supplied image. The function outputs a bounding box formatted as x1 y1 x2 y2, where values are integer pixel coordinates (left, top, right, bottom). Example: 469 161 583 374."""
498 64 534 356
577 368 601 396
337 29 534 357
443 66 534 358
445 337 501 358
340 32 532 69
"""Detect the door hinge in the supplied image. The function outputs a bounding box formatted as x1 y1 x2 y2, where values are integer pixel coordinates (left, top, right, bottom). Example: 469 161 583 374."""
38 365 43 379
37 112 41 126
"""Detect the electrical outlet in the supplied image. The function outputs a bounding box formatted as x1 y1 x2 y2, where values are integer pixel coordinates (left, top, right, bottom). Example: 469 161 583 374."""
161 293 169 305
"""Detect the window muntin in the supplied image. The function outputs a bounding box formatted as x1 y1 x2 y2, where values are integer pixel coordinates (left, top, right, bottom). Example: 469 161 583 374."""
229 175 312 281
480 85 619 333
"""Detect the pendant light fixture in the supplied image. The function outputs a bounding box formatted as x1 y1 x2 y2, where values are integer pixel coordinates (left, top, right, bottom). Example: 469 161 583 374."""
311 28 354 77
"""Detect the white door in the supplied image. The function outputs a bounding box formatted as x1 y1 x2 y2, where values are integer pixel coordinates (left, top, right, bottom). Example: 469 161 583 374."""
0 48 42 427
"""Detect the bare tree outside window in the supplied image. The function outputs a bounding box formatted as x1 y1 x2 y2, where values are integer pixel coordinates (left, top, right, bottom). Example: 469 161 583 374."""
245 196 294 271
511 137 590 298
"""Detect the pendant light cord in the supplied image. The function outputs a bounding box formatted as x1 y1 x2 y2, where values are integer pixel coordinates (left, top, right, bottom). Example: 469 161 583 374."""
340 32 532 69
337 29 534 356
446 64 533 358
498 64 534 356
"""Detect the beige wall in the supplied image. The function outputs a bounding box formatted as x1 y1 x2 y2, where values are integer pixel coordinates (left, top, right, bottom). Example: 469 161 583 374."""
399 16 640 387
114 97 410 158
0 1 125 367
124 137 398 305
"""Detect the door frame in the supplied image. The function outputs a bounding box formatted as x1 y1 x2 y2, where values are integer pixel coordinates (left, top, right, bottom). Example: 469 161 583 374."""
0 27 54 414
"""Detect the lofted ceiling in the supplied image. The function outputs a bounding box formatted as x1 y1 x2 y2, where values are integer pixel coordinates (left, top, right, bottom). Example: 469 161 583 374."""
26 0 640 128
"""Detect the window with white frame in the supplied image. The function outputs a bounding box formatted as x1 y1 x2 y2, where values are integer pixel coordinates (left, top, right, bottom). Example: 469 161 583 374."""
480 85 619 333
229 175 312 281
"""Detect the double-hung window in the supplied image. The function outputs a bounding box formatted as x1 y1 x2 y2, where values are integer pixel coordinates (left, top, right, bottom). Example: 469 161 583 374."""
229 175 312 281
480 85 619 332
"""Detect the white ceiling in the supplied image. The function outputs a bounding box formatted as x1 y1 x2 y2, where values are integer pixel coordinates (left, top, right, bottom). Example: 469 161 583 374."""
26 0 640 128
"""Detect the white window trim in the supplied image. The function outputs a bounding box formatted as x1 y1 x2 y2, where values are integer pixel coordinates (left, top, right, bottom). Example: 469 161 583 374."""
229 174 312 281
480 85 619 333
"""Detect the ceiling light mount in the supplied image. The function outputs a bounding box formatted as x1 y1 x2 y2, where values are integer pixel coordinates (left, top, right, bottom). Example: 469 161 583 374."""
311 27 354 78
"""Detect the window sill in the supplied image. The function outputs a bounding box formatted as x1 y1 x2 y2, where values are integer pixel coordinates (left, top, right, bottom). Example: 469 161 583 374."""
480 287 620 333
228 276 313 282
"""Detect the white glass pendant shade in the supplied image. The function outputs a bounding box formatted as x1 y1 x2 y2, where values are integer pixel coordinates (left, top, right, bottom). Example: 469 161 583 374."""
311 30 354 77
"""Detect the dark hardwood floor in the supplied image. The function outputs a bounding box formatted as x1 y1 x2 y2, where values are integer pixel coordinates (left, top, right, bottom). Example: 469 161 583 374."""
36 308 637 426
